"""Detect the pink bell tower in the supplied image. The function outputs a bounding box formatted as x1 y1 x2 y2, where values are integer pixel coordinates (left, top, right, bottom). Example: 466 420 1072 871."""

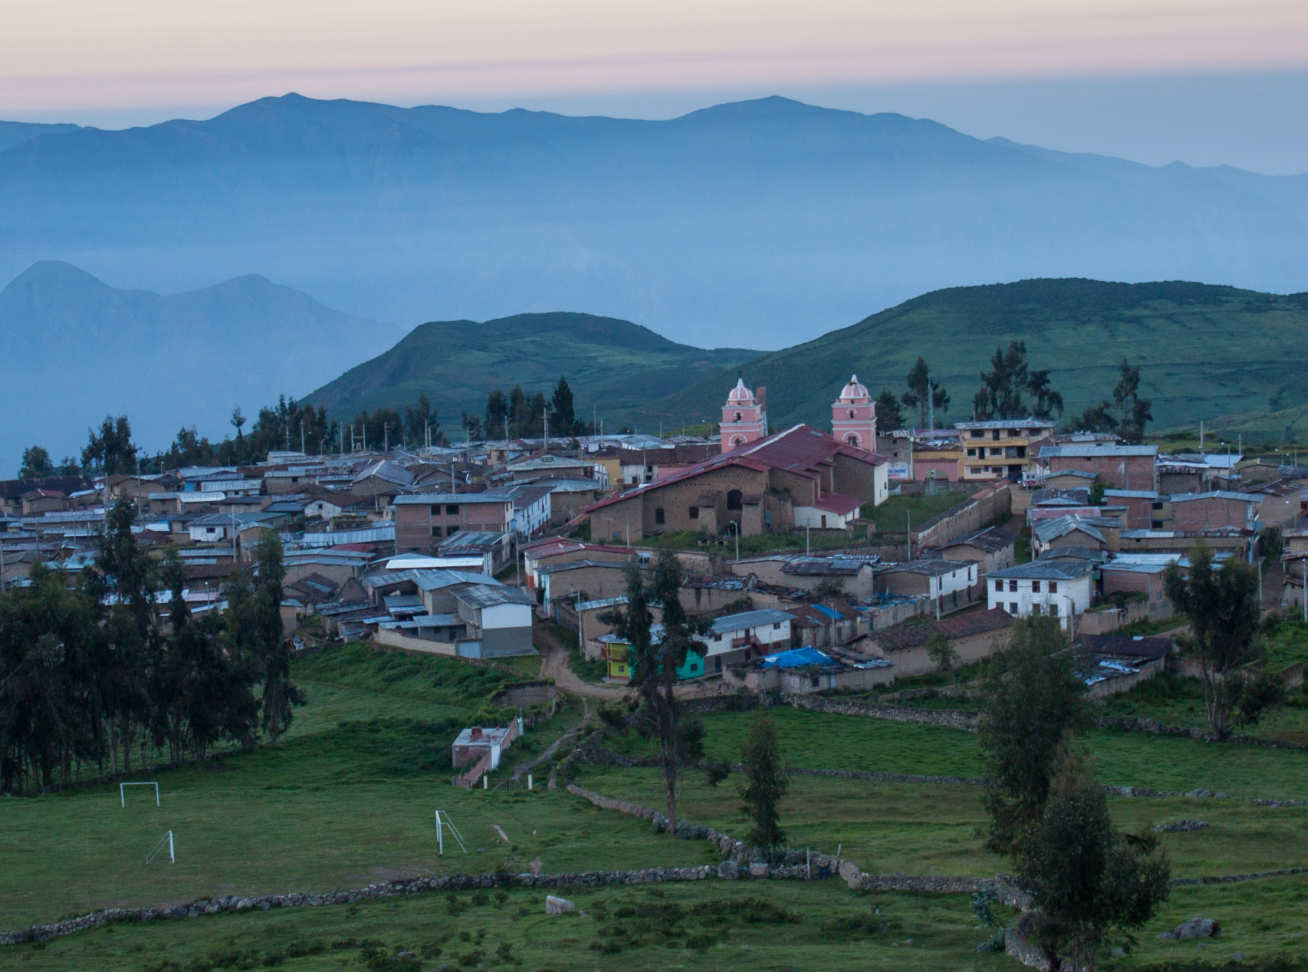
832 374 876 450
720 377 767 453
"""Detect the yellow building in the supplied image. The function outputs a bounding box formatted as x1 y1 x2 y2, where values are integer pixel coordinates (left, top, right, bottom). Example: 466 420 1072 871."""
956 420 1055 481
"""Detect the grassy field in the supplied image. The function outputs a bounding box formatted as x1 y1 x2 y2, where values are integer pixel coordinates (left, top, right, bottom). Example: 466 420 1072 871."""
6 640 1308 968
579 766 1308 882
862 490 973 534
4 881 1019 971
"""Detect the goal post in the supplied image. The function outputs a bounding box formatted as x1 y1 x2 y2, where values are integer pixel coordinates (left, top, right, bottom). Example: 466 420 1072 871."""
434 809 468 855
146 830 175 865
120 781 160 808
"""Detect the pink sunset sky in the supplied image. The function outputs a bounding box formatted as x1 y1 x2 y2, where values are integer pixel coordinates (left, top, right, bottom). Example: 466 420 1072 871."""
6 0 1308 171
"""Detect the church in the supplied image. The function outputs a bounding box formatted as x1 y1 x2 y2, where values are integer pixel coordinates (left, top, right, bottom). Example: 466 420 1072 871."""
584 376 888 541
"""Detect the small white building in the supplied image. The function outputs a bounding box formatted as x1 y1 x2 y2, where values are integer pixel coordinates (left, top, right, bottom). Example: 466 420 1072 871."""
793 493 865 530
986 559 1095 631
506 483 553 538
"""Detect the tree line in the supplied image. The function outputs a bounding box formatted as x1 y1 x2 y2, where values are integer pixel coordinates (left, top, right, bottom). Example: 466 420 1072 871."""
15 389 454 480
474 376 591 442
873 344 1153 441
0 498 301 793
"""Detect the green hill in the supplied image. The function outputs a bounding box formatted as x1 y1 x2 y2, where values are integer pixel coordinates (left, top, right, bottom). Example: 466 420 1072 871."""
652 278 1308 434
308 280 1308 437
304 311 759 430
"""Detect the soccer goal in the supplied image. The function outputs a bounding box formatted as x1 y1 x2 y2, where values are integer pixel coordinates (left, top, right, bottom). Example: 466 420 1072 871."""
146 830 175 865
434 810 468 855
120 781 160 808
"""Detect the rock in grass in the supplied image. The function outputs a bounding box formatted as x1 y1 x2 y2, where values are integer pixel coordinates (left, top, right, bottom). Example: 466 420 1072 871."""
1158 917 1220 940
545 895 575 915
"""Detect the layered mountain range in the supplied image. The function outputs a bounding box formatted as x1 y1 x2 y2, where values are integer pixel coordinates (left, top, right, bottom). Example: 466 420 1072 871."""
3 93 1307 348
5 93 1308 466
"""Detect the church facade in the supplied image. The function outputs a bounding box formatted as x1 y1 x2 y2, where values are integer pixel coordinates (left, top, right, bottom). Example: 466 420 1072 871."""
584 376 888 541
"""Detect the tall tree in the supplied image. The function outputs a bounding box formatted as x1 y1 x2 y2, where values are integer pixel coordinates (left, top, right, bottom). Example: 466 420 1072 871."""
485 388 508 439
404 392 439 447
875 390 906 431
246 532 303 741
91 497 157 774
901 357 950 428
1027 369 1065 421
972 341 1065 421
1018 747 1171 971
739 713 788 858
925 631 960 682
551 376 577 435
1112 360 1153 443
82 415 137 476
610 551 708 836
1163 545 1260 739
978 618 1090 855
18 445 54 480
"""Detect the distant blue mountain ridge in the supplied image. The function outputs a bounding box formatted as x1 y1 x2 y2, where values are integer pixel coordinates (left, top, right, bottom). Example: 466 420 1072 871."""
1 92 1305 348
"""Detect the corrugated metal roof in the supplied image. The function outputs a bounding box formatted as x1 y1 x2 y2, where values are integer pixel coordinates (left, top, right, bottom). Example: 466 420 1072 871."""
1040 444 1157 458
988 559 1096 580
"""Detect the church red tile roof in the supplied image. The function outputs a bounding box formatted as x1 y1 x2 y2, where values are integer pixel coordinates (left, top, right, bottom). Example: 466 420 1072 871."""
583 424 886 514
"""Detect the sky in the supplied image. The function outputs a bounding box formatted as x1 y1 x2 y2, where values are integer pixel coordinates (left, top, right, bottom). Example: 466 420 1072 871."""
4 0 1308 172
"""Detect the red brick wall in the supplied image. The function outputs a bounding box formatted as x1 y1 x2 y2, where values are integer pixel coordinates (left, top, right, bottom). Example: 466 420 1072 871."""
1172 497 1254 531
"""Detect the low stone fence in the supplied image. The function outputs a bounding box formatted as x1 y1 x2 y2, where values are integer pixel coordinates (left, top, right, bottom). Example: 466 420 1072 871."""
1097 715 1307 751
786 694 981 731
0 867 722 946
565 782 1027 904
676 691 982 731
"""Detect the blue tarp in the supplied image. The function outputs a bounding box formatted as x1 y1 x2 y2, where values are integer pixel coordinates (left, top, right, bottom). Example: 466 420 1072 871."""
760 646 833 670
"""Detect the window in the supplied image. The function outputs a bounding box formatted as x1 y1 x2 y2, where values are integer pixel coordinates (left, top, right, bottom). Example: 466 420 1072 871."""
654 507 665 525
727 489 743 510
431 526 442 538
734 412 742 422
994 579 1002 592
848 409 855 418
1009 602 1019 614
1048 581 1058 593
1008 580 1017 592
1032 580 1041 592
1031 603 1041 616
445 503 460 515
688 506 699 520
772 622 782 630
967 448 977 457
1048 603 1059 616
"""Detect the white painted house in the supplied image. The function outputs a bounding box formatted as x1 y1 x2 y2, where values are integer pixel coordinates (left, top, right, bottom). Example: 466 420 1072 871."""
985 559 1095 631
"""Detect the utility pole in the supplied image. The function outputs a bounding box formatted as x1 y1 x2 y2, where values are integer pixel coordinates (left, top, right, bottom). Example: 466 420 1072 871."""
544 403 550 452
906 511 912 560
300 421 305 456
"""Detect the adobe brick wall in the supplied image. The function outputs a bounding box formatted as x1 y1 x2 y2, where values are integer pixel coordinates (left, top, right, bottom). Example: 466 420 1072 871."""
545 563 632 603
1172 497 1253 531
1047 454 1155 491
911 484 1011 549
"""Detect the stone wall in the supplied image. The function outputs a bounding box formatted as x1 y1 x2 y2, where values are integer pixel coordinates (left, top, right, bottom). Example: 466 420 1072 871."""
912 483 1011 550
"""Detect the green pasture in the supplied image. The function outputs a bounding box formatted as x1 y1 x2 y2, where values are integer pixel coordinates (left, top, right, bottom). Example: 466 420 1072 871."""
4 881 1018 972
5 639 1308 968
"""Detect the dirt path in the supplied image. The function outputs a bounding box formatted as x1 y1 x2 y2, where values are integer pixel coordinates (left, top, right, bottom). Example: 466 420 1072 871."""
533 619 739 703
533 619 631 701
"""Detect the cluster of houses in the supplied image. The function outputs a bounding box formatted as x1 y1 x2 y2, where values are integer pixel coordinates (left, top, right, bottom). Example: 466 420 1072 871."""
4 374 1306 701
